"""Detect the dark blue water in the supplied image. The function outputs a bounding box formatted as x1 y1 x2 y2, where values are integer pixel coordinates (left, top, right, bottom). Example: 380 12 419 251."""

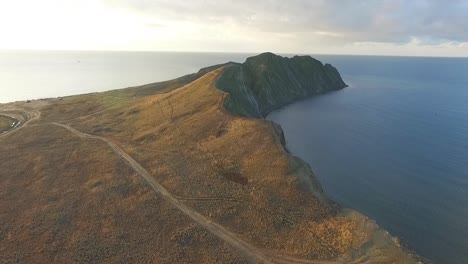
268 55 468 264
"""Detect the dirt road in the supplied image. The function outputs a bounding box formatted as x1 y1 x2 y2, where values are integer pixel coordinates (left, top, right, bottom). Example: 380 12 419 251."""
52 122 276 263
52 122 340 264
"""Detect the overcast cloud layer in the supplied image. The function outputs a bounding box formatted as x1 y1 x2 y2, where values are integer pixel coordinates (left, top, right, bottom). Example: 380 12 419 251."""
1 0 468 56
107 0 468 44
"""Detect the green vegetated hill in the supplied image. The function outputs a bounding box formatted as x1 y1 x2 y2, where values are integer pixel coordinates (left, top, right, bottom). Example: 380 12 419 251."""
217 52 347 117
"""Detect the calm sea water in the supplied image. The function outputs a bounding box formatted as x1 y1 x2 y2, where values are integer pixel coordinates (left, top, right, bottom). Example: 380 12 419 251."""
1 51 467 263
269 55 468 264
0 51 253 103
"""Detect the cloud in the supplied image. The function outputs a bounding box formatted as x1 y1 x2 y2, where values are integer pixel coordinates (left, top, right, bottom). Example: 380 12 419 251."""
2 0 467 55
104 0 468 45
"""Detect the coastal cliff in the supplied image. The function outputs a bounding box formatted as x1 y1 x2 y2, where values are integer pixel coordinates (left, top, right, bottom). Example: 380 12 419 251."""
213 53 419 263
215 53 347 196
216 52 347 118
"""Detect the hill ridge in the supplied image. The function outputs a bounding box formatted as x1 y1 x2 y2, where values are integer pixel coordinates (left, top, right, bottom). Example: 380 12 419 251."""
216 53 347 117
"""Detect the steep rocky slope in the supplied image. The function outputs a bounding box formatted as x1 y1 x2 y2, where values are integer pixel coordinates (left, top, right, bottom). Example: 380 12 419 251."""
217 52 347 117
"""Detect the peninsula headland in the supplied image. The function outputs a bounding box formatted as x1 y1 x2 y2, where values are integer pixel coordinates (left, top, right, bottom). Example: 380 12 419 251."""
0 53 419 263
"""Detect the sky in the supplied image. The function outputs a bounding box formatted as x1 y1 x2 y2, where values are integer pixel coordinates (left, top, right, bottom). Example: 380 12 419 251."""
1 0 468 56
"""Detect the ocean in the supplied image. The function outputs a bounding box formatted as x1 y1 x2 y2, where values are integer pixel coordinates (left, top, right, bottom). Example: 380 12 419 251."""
1 51 467 263
269 55 468 264
0 51 253 103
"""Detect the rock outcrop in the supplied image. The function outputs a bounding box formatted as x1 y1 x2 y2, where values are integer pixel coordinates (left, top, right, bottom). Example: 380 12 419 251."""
216 52 347 117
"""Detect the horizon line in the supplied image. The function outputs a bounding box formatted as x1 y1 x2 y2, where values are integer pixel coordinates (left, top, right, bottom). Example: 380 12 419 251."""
1 49 468 59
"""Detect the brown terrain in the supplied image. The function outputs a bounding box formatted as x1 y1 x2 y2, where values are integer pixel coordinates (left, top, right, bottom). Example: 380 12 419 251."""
0 58 420 263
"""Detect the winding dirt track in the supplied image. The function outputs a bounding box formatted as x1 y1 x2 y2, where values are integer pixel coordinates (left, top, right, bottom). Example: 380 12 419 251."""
52 122 275 264
52 122 339 264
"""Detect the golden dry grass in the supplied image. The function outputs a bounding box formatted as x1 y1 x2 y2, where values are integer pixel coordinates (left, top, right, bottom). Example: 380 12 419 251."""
0 123 249 263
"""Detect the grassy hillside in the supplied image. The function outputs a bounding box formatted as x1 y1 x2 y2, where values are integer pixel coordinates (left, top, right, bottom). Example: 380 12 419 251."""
0 54 418 263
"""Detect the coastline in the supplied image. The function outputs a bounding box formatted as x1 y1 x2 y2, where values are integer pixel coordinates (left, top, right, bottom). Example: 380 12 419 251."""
253 98 420 264
264 116 422 263
213 63 420 262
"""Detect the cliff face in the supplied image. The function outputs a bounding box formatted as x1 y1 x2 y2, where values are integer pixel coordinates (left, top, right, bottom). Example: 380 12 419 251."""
216 52 347 117
215 54 419 263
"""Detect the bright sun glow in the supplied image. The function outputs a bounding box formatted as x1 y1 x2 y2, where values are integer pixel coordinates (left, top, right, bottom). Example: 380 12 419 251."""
0 0 178 50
